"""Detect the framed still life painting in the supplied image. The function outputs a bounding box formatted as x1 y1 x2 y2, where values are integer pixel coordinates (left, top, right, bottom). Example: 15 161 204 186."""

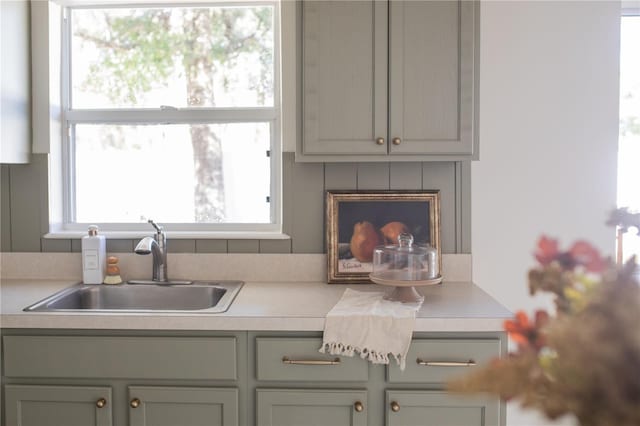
325 190 441 283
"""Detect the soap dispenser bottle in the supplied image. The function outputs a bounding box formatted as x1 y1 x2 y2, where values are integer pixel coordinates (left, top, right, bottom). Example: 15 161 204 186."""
82 225 106 284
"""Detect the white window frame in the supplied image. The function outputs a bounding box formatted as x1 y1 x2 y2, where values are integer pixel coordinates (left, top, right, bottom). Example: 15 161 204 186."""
616 1 640 263
37 0 293 239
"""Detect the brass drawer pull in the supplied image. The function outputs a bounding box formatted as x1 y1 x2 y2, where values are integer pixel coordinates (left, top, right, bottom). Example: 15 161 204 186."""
354 401 364 412
390 401 400 412
416 359 476 367
282 356 341 365
376 137 385 145
392 137 401 145
130 398 141 408
96 398 107 408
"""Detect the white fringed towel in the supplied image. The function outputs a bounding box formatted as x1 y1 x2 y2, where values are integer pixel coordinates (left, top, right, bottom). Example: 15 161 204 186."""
319 288 423 370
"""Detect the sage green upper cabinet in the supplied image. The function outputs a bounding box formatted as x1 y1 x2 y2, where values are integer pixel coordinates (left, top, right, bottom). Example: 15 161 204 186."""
299 0 478 162
301 0 388 158
0 0 31 164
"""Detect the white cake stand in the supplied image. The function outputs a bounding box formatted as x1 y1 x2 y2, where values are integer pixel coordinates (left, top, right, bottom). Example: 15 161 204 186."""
369 273 443 303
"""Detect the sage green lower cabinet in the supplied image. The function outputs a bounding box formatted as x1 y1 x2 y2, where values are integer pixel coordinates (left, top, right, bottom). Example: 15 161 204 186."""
256 389 367 426
250 333 505 426
1 332 245 426
386 391 499 426
2 330 506 426
129 386 238 426
4 385 112 426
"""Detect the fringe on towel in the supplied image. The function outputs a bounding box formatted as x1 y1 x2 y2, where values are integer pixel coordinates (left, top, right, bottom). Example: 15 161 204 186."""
319 342 407 370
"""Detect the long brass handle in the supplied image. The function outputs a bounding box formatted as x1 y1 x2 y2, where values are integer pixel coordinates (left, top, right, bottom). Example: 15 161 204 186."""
376 137 385 145
96 398 107 408
130 398 141 408
354 401 364 412
392 137 401 145
390 401 400 412
416 359 476 367
282 356 341 365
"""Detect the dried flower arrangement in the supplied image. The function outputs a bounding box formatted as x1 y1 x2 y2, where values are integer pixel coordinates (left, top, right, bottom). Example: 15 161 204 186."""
447 210 640 426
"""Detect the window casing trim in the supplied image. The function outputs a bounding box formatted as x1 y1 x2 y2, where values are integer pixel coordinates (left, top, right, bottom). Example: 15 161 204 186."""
54 0 284 235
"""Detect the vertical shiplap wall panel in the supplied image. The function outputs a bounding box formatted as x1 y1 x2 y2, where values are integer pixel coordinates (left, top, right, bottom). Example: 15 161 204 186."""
228 240 260 253
423 162 456 253
9 155 47 252
168 239 196 253
259 239 292 254
389 163 423 189
71 239 82 253
324 163 358 190
195 240 228 254
106 239 134 253
1 165 11 251
459 161 472 253
356 163 390 189
281 152 295 238
290 160 325 253
41 239 71 252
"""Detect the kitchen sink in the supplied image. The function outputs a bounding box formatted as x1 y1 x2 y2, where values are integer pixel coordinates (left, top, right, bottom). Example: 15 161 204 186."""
23 281 243 313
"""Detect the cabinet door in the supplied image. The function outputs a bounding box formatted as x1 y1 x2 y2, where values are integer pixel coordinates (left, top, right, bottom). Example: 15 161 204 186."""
0 0 31 164
302 0 387 157
4 385 112 426
256 389 367 426
386 390 501 426
389 0 476 156
128 386 238 426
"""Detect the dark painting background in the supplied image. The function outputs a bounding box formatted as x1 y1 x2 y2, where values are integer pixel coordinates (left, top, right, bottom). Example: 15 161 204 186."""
337 201 431 245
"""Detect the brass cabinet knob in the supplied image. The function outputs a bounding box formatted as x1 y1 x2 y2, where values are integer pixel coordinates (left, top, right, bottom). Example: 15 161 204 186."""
354 401 364 412
376 137 385 145
130 398 141 408
390 401 400 412
96 398 107 408
392 137 401 145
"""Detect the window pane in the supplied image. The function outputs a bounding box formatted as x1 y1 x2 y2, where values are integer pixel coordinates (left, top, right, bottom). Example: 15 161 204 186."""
617 16 640 261
73 123 271 224
70 5 274 108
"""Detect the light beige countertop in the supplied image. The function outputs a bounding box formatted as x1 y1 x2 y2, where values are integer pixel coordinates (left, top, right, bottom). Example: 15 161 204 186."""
0 279 512 332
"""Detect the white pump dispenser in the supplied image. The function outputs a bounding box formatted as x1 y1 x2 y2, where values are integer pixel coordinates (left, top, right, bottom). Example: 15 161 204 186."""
82 225 106 284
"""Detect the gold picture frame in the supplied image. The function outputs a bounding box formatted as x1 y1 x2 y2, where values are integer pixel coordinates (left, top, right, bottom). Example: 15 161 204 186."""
326 190 441 284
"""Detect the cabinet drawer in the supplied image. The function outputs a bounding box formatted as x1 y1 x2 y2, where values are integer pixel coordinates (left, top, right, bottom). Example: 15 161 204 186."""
3 335 237 380
257 389 368 426
256 337 368 382
387 339 501 384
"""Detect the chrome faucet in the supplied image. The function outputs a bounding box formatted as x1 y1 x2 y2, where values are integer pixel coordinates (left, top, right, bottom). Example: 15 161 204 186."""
134 220 168 282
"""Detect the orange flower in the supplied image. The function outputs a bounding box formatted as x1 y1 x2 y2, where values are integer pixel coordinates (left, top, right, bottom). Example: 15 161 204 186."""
504 310 549 351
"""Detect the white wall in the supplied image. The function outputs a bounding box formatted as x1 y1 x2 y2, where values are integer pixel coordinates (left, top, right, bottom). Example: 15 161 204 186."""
473 1 621 425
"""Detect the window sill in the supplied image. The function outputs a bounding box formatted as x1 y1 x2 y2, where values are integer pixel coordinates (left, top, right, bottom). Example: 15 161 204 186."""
44 231 291 240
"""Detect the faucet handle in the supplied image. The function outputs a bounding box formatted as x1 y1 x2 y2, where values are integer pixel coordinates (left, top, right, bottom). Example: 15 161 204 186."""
148 219 163 233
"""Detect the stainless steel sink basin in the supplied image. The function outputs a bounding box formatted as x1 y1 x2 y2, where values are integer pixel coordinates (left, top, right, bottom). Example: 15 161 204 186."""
23 281 243 313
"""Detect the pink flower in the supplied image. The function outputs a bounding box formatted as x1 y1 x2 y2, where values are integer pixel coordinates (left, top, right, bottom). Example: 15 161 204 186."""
534 236 560 266
534 236 606 273
568 241 606 273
